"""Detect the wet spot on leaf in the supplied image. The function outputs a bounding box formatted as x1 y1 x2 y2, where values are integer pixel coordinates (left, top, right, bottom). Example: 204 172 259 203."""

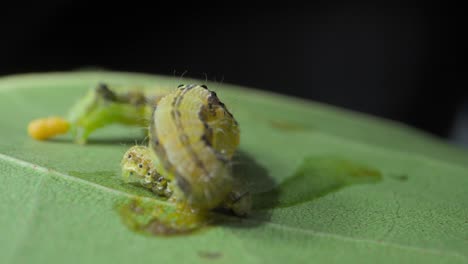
117 198 210 236
268 120 311 132
253 156 382 209
198 251 223 260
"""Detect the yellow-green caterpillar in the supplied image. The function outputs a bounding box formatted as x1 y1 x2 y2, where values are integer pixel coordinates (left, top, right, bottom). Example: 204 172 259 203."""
150 84 239 209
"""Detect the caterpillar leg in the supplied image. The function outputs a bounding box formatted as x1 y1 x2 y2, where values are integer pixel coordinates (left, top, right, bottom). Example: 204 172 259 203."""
222 188 252 217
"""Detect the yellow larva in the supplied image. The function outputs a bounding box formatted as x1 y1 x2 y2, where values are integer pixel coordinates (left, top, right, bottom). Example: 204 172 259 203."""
149 84 240 210
27 116 70 140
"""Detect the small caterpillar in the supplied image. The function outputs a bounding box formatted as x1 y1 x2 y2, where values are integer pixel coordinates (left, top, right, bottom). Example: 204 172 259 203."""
67 84 156 144
27 84 157 144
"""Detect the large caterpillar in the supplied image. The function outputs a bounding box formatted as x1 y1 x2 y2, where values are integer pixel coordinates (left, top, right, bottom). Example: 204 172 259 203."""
150 84 240 209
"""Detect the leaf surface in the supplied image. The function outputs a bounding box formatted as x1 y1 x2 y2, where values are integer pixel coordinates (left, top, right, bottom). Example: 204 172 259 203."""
1 72 467 264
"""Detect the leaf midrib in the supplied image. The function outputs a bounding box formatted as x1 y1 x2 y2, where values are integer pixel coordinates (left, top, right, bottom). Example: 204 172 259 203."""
1 153 466 262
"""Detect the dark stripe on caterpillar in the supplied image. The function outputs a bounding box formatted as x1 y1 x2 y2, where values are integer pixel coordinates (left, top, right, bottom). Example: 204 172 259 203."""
149 106 174 173
171 86 210 176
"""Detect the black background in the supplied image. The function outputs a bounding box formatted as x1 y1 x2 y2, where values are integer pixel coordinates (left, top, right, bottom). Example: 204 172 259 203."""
0 3 462 138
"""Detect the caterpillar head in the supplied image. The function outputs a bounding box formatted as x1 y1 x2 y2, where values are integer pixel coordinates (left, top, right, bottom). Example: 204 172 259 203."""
121 146 155 183
121 146 172 197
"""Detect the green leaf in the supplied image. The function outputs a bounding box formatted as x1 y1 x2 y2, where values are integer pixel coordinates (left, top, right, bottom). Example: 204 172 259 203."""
1 72 467 264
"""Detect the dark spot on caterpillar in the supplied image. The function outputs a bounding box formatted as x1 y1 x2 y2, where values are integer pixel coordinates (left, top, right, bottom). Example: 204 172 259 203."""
157 176 164 182
96 83 118 101
215 152 229 164
125 91 147 106
177 84 184 88
153 138 160 146
177 176 192 194
219 103 236 122
200 84 208 89
175 95 184 107
179 134 189 144
200 134 211 147
207 93 220 107
215 100 234 119
206 126 213 139
150 107 156 124
149 122 175 174
196 160 206 170
152 139 174 173
230 191 249 204
171 94 178 107
98 83 108 89
138 164 143 168
128 154 132 159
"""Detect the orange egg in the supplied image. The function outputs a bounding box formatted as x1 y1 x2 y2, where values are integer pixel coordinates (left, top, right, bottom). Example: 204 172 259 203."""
28 116 70 140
